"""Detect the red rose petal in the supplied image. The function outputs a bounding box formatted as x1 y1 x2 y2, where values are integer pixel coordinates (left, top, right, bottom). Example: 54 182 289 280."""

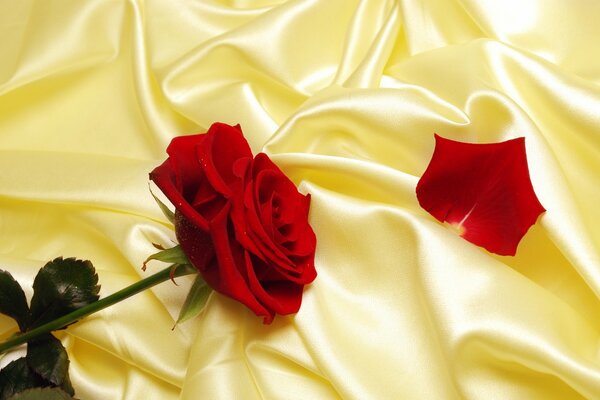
281 224 316 259
416 134 545 256
244 252 304 321
284 195 315 256
227 154 296 269
191 189 226 222
202 203 271 320
150 159 210 231
243 182 296 270
260 193 276 238
197 122 253 197
165 133 206 197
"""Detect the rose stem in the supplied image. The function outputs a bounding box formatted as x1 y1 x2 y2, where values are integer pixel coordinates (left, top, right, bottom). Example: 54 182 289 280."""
0 263 197 354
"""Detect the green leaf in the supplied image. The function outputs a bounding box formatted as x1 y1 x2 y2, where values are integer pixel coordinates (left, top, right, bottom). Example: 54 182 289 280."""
26 335 71 391
58 370 74 397
0 270 30 331
29 258 100 329
7 387 75 400
175 274 211 326
150 187 175 223
0 358 45 400
143 245 190 269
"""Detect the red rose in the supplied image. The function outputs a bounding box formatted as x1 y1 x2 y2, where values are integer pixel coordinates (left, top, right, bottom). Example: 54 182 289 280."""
150 123 317 323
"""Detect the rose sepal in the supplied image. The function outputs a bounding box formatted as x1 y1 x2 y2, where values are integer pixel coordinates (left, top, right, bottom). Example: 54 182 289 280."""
142 244 191 272
174 274 212 328
149 185 175 223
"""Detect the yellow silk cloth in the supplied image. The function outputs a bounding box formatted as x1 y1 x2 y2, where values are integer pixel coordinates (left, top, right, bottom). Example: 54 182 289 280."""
1 0 600 398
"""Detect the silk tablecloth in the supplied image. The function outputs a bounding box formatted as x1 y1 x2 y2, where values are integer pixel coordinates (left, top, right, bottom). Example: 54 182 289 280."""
1 1 600 398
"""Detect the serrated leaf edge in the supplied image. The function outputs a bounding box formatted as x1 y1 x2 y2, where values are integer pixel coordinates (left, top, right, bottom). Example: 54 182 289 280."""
29 257 100 330
0 270 30 332
26 335 69 388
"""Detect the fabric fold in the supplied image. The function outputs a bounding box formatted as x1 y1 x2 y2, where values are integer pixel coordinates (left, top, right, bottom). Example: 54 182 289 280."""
1 0 599 398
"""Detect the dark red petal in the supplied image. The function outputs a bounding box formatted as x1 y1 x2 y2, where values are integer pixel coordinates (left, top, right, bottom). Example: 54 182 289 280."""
229 178 266 261
228 158 294 269
197 122 253 197
250 155 302 260
271 244 317 284
282 223 317 259
256 172 297 229
243 182 296 271
280 195 315 258
150 160 210 231
298 253 317 282
244 252 304 323
260 193 276 239
416 134 545 256
163 134 216 207
253 154 298 209
200 202 271 320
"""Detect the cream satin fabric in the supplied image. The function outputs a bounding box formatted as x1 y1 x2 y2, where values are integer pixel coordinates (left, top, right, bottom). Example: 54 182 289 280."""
1 0 600 399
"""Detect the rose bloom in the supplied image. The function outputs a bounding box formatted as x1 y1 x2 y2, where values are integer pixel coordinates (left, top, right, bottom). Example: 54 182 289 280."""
150 123 316 323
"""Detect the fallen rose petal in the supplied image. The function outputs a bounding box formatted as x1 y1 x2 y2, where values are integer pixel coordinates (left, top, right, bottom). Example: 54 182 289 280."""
416 134 545 256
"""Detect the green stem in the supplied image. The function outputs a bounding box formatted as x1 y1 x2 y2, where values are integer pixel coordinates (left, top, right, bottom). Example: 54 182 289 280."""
0 264 196 354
